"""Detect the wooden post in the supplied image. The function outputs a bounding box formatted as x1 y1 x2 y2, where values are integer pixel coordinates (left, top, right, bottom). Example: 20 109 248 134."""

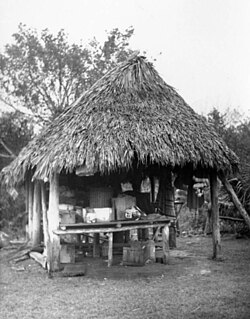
156 167 176 248
162 224 170 264
25 179 29 214
93 233 100 258
27 176 34 242
219 174 250 230
32 180 41 247
210 170 221 259
47 173 61 271
25 178 29 240
41 182 52 273
204 203 212 235
108 232 113 267
150 175 155 203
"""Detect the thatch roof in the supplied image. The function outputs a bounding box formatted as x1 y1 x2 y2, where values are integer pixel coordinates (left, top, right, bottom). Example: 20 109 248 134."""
1 55 238 185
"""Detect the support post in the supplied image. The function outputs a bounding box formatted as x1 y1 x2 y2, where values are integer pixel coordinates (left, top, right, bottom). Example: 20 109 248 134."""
47 173 61 271
219 174 250 229
27 175 34 242
41 182 51 273
156 167 176 247
32 180 41 246
25 178 29 240
108 232 113 267
210 170 221 259
93 233 100 258
150 175 155 203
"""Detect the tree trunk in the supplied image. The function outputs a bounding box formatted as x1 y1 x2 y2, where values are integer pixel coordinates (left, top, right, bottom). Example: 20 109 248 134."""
32 181 41 246
219 174 250 230
47 173 61 271
210 171 221 259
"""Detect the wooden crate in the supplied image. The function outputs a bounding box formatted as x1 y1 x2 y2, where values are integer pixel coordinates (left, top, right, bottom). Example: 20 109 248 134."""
112 195 136 220
59 210 76 224
60 244 75 264
122 247 144 266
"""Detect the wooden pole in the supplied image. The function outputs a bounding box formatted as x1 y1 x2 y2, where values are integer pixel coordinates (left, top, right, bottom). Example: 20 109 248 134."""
25 179 29 215
47 173 61 271
93 233 100 258
150 175 155 203
28 176 34 242
210 170 221 259
25 178 29 240
41 182 52 273
32 180 41 247
108 232 113 267
219 174 250 230
162 224 170 264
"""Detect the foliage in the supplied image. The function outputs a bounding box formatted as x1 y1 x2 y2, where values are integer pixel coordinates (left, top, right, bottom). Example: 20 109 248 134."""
208 108 250 211
207 108 227 138
0 111 33 170
0 24 135 126
86 27 135 87
0 111 32 233
0 24 134 231
0 186 26 237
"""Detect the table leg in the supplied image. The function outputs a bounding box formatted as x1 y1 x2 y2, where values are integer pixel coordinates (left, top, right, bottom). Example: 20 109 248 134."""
93 233 100 257
108 232 113 267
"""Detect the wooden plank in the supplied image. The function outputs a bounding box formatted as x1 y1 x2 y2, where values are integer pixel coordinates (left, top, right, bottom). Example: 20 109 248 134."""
29 251 47 268
54 222 170 235
60 218 174 229
219 216 244 222
108 232 113 267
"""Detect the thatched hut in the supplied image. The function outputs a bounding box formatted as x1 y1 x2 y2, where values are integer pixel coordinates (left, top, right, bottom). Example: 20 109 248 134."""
0 55 240 270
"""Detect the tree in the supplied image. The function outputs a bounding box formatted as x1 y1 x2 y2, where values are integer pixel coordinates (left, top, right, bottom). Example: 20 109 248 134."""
0 24 135 127
208 108 250 218
207 108 227 139
0 111 33 169
207 108 250 165
0 111 33 234
225 122 250 211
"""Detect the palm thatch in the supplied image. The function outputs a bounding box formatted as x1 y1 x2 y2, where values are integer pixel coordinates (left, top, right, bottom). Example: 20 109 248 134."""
1 55 238 186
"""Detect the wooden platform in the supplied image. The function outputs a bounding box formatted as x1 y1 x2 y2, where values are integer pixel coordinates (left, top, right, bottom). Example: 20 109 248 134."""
53 218 175 267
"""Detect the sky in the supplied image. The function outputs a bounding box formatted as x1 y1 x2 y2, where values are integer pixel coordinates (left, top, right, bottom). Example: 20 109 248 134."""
0 0 250 118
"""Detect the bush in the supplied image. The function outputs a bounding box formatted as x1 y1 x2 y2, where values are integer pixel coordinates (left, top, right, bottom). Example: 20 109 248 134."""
0 186 27 239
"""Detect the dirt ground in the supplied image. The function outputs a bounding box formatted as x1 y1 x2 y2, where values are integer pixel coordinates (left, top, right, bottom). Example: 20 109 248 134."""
0 235 250 319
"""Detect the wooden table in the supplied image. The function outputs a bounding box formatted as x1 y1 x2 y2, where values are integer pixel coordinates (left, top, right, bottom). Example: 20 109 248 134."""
53 218 175 266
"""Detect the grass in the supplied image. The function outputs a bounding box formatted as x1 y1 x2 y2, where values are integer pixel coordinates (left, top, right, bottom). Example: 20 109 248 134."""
0 235 250 319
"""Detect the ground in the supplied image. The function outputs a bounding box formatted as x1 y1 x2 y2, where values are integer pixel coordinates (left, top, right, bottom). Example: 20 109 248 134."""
0 235 250 319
